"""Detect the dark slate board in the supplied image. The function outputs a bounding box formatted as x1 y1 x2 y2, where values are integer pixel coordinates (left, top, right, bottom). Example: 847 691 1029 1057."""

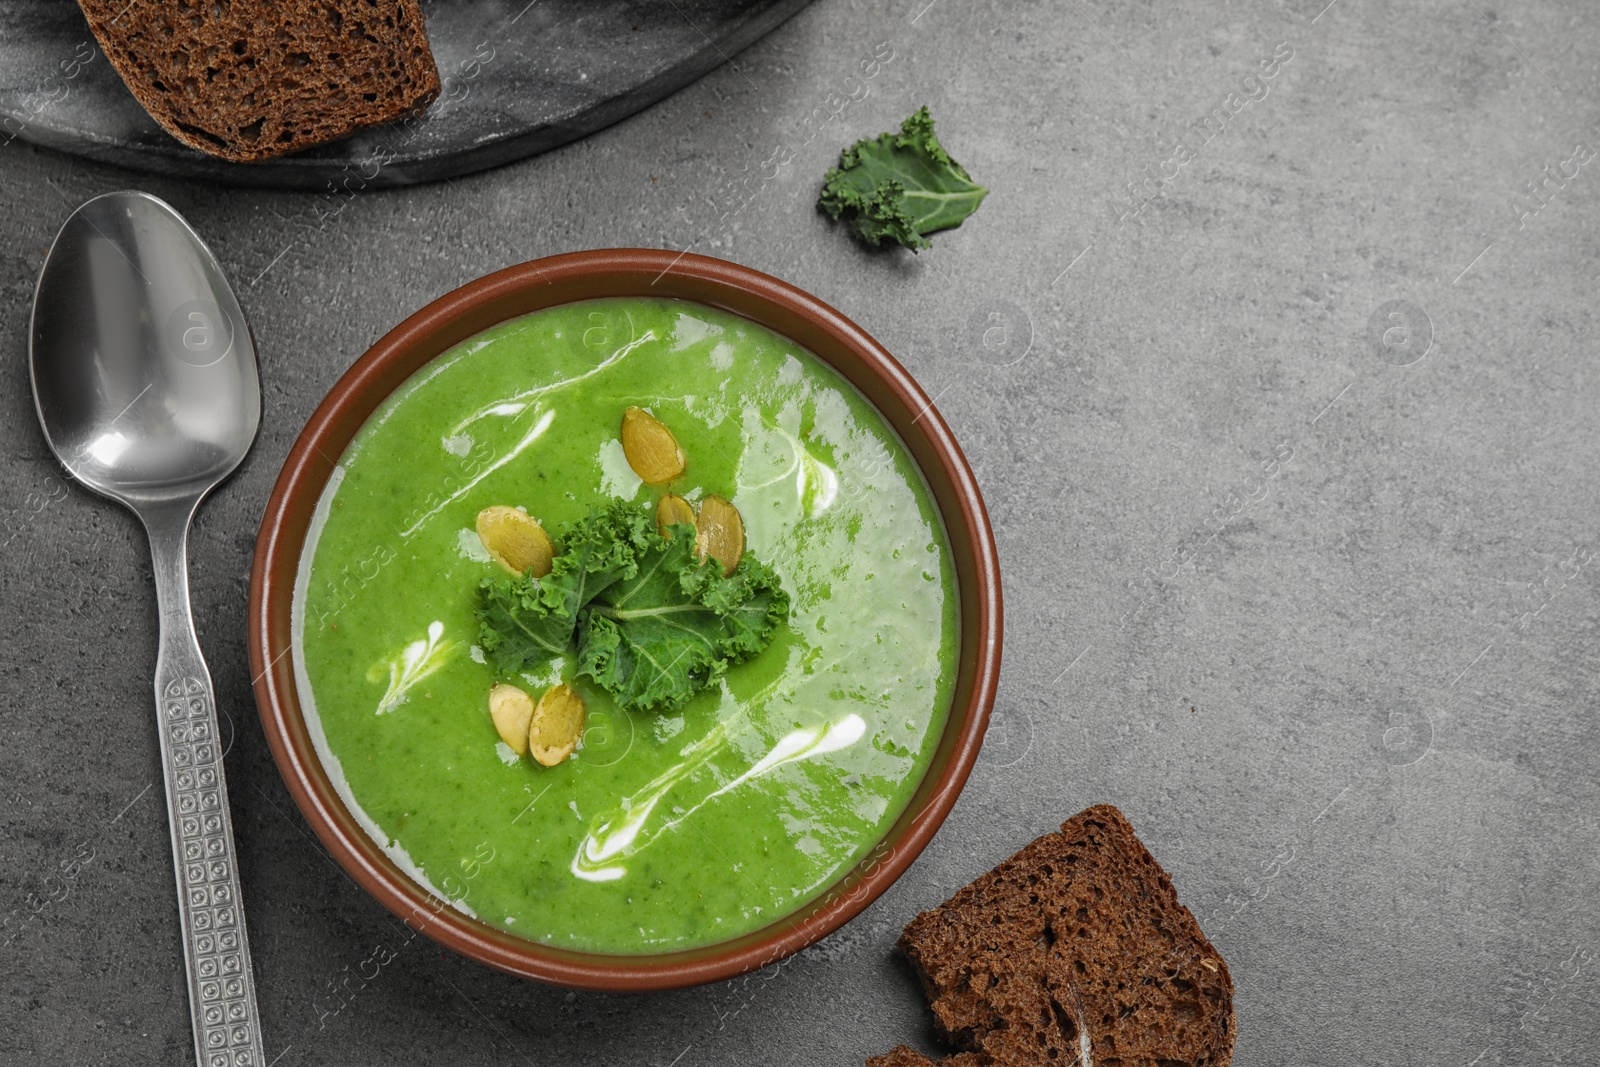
0 0 812 189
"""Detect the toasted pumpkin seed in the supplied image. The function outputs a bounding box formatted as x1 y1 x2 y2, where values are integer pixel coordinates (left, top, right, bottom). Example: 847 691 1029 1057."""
529 683 586 767
476 506 554 577
656 493 696 537
620 406 685 484
488 683 535 757
695 494 744 576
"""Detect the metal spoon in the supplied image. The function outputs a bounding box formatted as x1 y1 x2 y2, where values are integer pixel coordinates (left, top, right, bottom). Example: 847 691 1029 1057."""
30 191 266 1067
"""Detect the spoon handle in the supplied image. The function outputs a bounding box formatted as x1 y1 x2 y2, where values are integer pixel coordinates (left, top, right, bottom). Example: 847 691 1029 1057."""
147 509 267 1067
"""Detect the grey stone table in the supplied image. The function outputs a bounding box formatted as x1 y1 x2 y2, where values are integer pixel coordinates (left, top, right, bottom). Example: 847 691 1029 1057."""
2 1 1596 1064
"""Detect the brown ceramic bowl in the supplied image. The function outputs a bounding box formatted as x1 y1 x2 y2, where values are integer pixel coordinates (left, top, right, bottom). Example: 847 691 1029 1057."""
249 249 1001 991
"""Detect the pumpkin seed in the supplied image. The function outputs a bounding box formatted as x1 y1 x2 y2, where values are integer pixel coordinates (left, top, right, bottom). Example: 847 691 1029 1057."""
488 683 535 757
475 506 554 577
695 494 744 576
529 683 586 767
620 406 685 484
656 493 696 537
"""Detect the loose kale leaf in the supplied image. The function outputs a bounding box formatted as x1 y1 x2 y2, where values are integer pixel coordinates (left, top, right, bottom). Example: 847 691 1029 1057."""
818 105 988 252
577 523 790 713
477 500 655 675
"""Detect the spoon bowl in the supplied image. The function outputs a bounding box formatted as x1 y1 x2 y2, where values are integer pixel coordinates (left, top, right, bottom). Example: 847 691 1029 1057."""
30 190 266 1067
31 191 259 503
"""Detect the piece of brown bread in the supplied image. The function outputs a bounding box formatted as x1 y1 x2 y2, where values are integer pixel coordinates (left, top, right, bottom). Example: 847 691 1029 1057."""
867 1047 986 1067
867 1046 970 1067
76 0 441 162
875 804 1234 1067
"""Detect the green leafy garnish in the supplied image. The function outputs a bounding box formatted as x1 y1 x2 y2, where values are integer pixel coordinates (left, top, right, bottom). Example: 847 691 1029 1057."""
477 502 789 713
818 105 988 252
579 524 789 712
477 500 654 673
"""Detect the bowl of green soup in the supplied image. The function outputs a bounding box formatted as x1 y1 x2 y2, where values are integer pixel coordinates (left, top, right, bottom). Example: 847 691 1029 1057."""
249 249 1001 989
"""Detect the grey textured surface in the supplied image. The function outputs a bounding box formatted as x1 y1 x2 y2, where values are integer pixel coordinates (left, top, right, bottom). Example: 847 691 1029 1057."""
0 0 816 188
2 0 1598 1064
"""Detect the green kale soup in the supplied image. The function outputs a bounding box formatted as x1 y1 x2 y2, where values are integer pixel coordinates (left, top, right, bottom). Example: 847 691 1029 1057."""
293 297 957 953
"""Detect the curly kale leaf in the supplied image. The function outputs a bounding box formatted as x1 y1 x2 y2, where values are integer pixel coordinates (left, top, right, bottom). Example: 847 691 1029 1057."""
577 524 790 713
477 499 655 675
477 502 789 713
818 105 988 251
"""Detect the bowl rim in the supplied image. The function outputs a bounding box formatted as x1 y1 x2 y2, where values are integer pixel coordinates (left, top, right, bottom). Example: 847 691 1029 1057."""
248 248 1002 991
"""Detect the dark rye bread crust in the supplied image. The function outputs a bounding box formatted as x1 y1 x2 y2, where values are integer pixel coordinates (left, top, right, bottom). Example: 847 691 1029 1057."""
872 805 1234 1067
76 0 441 162
867 1047 976 1067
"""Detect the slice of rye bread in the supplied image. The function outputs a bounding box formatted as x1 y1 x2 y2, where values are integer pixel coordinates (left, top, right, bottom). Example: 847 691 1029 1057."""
867 1047 979 1067
76 1 440 162
871 804 1234 1067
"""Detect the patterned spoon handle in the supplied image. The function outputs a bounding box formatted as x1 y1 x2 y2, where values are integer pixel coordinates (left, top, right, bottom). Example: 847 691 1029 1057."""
149 510 266 1067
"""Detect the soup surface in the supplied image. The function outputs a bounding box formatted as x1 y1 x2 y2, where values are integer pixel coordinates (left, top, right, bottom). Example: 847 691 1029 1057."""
294 297 957 952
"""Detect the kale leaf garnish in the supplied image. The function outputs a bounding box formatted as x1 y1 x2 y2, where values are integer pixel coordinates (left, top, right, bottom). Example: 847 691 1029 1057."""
477 501 789 713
